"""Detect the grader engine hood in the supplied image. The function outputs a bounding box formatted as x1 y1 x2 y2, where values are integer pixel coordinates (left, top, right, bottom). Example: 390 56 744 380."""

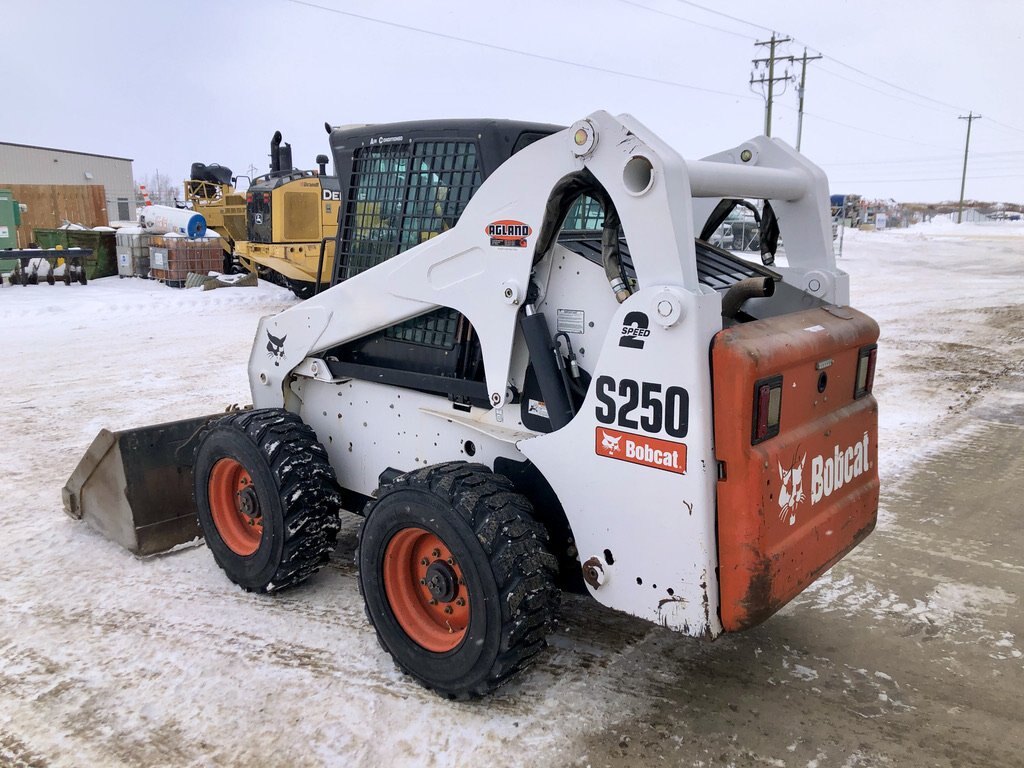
712 306 880 631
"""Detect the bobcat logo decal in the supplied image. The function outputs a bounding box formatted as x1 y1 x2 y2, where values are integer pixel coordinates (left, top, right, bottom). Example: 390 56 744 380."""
600 431 622 455
778 452 806 526
266 331 287 367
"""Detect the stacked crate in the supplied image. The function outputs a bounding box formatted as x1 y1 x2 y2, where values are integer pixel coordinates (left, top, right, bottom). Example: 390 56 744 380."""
115 227 152 278
149 235 223 288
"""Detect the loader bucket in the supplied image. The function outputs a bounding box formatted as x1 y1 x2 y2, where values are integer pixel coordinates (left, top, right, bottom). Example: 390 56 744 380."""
62 415 223 556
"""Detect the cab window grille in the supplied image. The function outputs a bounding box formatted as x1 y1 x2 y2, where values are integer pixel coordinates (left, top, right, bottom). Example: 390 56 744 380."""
341 140 481 350
340 140 480 281
341 144 409 279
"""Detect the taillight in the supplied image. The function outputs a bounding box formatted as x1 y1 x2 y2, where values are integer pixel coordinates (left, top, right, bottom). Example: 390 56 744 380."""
752 375 783 444
855 344 878 398
263 192 271 202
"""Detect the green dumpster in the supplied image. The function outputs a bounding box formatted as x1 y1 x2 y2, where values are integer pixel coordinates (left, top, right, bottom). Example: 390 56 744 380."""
32 228 117 279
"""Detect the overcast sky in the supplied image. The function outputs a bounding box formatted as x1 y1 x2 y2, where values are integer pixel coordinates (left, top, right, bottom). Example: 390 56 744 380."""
5 0 1023 203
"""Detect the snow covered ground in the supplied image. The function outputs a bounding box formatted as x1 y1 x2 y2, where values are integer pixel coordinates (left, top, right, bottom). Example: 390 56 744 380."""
1 222 1021 767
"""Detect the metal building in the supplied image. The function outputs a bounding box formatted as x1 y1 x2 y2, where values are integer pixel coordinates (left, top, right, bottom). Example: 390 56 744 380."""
0 142 136 222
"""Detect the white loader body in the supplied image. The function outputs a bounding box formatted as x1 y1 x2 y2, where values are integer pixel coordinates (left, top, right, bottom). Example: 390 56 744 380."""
247 110 846 638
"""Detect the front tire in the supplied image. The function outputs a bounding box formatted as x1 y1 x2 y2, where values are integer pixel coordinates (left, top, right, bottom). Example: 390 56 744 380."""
358 462 559 698
194 408 342 592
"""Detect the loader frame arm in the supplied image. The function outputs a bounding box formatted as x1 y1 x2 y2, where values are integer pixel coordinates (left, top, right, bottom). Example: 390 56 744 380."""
249 110 840 412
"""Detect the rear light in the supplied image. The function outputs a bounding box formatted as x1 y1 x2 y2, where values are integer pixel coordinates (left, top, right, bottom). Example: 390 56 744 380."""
245 193 252 203
855 344 878 398
263 192 271 202
752 375 783 444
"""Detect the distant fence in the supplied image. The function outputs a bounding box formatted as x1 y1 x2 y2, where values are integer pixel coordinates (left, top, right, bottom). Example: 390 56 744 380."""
931 209 990 224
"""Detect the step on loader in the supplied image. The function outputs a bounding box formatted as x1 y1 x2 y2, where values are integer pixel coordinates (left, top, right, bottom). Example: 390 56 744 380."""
65 110 879 698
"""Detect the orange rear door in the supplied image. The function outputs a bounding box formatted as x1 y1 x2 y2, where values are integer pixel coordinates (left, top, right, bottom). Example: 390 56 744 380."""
712 306 879 632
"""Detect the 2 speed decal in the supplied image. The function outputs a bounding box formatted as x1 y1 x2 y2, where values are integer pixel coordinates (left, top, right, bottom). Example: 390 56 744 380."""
619 311 650 349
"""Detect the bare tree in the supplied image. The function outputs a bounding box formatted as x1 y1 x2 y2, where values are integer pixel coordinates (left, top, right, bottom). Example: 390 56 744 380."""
134 170 182 208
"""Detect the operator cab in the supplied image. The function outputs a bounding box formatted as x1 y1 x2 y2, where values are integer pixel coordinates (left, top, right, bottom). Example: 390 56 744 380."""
322 119 562 404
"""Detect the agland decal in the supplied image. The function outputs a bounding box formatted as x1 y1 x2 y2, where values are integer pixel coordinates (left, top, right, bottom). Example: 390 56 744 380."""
595 427 686 475
776 432 871 525
486 220 532 248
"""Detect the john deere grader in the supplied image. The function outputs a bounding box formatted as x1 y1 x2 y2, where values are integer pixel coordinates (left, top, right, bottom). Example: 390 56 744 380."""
64 111 879 698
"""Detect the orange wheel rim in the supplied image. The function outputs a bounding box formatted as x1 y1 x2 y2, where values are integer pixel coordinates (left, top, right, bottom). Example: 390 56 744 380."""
208 458 263 556
383 527 470 653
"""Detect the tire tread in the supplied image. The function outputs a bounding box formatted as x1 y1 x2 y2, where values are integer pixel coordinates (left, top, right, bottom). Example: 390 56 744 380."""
359 461 558 698
198 408 341 592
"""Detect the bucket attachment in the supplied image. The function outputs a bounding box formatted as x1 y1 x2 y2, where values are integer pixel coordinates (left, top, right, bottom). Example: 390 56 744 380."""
63 415 223 556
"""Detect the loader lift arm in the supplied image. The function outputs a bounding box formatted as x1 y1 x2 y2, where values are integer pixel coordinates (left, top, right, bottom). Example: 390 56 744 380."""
249 110 842 414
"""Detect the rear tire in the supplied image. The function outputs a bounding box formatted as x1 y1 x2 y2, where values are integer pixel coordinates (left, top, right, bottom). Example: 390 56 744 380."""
194 408 342 592
358 462 559 698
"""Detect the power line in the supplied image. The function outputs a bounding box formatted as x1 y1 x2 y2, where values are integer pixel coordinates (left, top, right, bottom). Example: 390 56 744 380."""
670 0 774 34
779 106 957 151
672 0 1024 140
291 0 1024 147
286 0 761 101
613 0 754 40
673 0 961 116
814 64 957 117
812 52 968 113
985 118 1024 136
831 173 1019 183
825 153 1024 168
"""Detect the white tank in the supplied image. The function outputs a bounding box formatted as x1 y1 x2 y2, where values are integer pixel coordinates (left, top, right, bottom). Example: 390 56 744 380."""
139 205 207 238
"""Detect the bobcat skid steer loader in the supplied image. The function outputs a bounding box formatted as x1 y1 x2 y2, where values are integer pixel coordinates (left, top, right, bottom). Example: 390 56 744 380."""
76 111 881 698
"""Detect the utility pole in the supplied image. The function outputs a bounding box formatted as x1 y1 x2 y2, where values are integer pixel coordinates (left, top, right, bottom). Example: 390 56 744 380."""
957 112 981 224
794 48 822 152
751 33 793 137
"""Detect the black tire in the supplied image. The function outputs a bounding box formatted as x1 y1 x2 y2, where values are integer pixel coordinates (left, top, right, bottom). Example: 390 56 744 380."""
46 272 55 285
285 278 317 300
193 408 342 592
358 462 559 698
79 269 88 285
63 270 71 286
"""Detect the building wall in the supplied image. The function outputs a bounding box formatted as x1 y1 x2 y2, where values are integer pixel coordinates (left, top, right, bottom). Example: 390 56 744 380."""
0 143 137 223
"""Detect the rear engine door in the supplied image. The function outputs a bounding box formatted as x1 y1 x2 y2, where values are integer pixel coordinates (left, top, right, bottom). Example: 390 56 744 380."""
712 307 880 631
